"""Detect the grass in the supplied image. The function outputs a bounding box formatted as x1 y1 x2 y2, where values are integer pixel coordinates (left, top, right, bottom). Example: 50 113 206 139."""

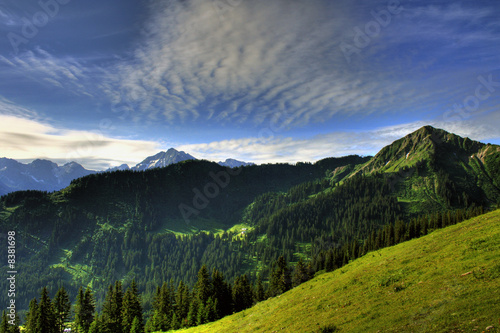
168 210 500 333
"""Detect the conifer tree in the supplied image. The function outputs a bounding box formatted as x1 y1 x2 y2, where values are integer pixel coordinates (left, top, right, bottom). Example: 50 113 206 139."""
324 250 334 272
130 317 142 333
122 280 143 333
186 298 198 327
211 269 232 318
74 287 95 333
101 281 123 333
232 274 253 313
254 274 266 303
195 265 212 306
268 256 291 297
0 311 8 333
145 281 172 332
24 298 38 333
36 287 56 333
6 312 20 333
0 310 19 333
53 286 71 333
174 281 190 327
88 314 102 333
292 259 311 288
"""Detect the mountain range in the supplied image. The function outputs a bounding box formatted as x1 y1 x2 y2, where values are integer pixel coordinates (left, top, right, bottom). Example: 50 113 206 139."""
0 148 254 195
0 125 499 324
0 158 94 196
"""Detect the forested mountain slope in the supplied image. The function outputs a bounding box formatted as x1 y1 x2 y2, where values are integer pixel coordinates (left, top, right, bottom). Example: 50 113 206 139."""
0 125 498 322
354 125 500 212
176 209 500 333
0 156 368 315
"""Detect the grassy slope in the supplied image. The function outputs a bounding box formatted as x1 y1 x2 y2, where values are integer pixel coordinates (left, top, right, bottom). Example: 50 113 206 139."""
172 210 500 333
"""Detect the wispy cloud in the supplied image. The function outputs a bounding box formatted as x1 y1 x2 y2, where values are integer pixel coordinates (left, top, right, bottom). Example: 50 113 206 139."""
0 95 39 119
178 119 500 164
0 115 162 170
96 0 498 132
104 0 421 127
1 47 108 102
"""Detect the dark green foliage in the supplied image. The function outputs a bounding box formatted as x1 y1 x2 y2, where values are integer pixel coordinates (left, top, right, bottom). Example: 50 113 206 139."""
268 256 291 297
0 127 499 327
101 281 123 333
0 311 8 333
211 269 232 319
254 274 266 302
88 314 102 333
292 259 312 288
122 280 143 333
130 316 142 333
53 286 71 333
74 287 95 333
36 287 56 333
145 282 173 332
24 298 38 333
232 274 253 313
318 323 339 332
0 309 20 333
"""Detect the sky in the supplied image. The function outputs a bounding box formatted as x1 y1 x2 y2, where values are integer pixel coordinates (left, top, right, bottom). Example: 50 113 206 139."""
0 0 499 170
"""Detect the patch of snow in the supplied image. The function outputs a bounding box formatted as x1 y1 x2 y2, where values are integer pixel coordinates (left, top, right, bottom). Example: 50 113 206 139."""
30 175 44 183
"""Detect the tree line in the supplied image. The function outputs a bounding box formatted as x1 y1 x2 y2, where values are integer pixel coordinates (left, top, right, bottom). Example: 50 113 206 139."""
4 204 487 332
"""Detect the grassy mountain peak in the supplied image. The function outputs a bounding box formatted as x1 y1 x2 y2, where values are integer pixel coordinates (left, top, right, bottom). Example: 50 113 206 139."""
348 125 500 212
358 125 488 175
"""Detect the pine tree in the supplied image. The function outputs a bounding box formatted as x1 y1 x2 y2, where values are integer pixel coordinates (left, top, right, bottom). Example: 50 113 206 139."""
88 314 102 333
53 286 71 333
195 265 212 306
122 280 143 333
6 312 20 333
232 274 253 313
146 282 173 332
292 259 311 288
174 281 191 327
0 311 8 333
196 302 207 326
36 287 56 333
101 281 123 333
74 287 95 333
130 317 142 333
324 250 334 272
254 274 265 302
186 298 198 327
24 298 38 333
211 269 232 319
268 256 291 297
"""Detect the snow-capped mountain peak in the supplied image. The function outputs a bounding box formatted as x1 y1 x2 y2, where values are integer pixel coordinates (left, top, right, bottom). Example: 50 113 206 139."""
131 148 197 171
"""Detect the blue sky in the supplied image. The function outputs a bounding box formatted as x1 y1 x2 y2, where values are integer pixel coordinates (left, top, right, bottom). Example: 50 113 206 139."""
0 0 499 170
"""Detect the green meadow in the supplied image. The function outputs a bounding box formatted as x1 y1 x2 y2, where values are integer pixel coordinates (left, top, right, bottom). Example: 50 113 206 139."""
171 210 500 333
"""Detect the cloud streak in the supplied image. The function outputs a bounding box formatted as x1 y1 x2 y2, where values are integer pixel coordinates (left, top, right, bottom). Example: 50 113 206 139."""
178 119 500 165
0 115 162 170
104 0 420 127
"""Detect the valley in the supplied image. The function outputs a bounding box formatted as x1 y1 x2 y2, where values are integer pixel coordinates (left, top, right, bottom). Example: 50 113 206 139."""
0 126 499 331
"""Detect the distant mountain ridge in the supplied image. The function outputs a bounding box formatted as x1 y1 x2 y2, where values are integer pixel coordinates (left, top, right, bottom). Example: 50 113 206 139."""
218 158 255 168
107 150 255 171
0 158 95 196
0 149 255 195
131 148 197 171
